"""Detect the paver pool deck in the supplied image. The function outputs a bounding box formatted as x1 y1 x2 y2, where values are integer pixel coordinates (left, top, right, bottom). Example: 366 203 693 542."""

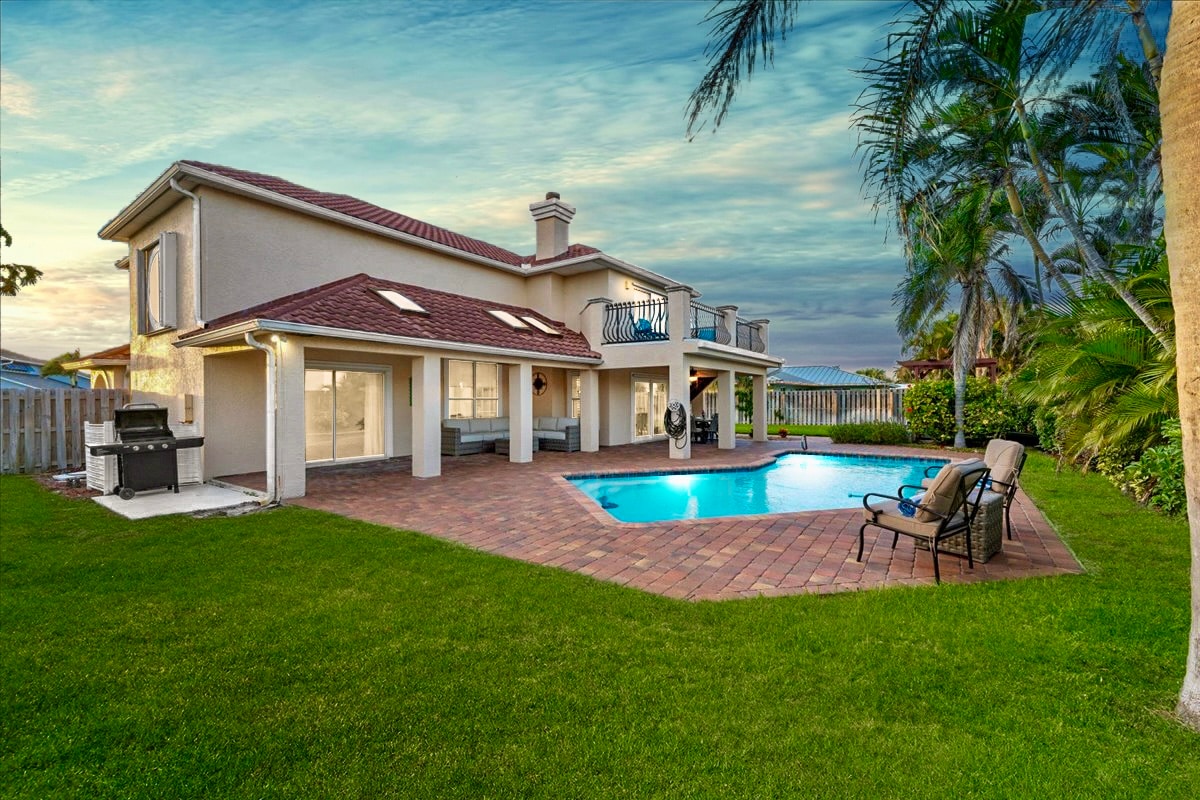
221 438 1082 600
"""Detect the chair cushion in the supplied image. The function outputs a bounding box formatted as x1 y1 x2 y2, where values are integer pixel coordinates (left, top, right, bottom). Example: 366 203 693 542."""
984 439 1024 487
864 500 942 537
916 464 962 523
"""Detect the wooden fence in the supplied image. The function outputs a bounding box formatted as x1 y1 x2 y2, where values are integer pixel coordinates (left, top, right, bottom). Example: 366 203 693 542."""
705 387 907 427
1 388 128 474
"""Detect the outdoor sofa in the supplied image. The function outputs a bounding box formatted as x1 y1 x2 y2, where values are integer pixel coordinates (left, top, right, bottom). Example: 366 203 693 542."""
441 416 581 456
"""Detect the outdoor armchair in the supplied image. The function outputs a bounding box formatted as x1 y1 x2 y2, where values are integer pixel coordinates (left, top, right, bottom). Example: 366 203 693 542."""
859 458 991 584
923 439 1027 539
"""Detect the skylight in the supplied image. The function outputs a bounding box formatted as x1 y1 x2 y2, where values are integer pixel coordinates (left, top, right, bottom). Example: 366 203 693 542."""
375 289 426 313
487 309 530 329
522 316 562 335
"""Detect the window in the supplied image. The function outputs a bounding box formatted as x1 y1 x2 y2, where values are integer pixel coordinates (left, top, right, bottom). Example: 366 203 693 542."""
447 360 500 418
138 232 178 333
304 367 388 463
375 289 426 313
569 371 581 419
487 309 530 329
522 316 562 335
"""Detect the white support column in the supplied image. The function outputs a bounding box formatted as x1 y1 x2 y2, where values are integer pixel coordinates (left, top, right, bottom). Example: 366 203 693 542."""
412 355 441 478
275 336 307 498
718 369 736 450
508 362 534 463
752 373 768 442
669 360 692 460
580 369 600 452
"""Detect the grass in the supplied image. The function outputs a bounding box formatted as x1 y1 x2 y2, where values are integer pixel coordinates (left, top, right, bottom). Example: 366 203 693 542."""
2 453 1197 798
734 423 833 436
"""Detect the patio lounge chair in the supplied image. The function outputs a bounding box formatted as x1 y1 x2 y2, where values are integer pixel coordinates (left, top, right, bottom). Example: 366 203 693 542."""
922 439 1027 539
858 458 990 584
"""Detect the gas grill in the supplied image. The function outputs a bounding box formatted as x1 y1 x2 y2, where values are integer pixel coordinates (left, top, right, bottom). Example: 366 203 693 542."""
88 404 205 500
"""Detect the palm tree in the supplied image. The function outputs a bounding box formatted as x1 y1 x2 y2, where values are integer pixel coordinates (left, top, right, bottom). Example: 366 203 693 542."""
896 182 1030 446
1017 239 1175 461
688 0 1198 731
1159 0 1200 732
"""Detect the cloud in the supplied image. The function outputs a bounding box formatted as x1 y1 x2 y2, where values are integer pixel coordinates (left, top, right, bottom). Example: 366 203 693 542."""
0 69 37 117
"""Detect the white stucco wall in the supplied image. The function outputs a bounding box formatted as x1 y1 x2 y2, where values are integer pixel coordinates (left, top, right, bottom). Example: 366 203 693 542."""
204 348 267 477
198 188 529 319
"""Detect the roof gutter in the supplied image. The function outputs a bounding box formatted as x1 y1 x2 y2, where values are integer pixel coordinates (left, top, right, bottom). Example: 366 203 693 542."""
178 319 603 364
169 178 204 326
243 333 279 505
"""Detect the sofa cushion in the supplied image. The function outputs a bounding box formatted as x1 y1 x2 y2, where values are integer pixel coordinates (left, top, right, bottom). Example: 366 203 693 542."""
491 417 509 432
538 430 567 441
444 419 470 431
460 432 488 443
467 418 492 434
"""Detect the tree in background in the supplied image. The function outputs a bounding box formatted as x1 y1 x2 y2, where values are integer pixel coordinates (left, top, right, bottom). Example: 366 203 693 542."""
855 367 889 382
0 224 43 296
39 350 82 388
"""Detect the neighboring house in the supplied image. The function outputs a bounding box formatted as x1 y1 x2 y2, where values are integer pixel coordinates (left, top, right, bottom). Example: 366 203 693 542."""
769 366 892 389
0 349 92 390
62 343 131 391
98 160 782 499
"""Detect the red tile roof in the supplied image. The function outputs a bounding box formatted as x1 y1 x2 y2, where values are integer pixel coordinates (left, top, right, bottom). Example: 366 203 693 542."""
180 160 601 267
181 273 600 360
78 343 131 362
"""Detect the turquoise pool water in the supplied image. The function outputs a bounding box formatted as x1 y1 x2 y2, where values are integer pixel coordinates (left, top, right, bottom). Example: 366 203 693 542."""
569 453 947 523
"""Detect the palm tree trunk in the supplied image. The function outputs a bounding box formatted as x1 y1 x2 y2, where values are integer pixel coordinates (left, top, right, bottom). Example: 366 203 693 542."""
1002 171 1068 300
952 288 983 449
1014 97 1172 349
1160 0 1200 733
1127 0 1163 90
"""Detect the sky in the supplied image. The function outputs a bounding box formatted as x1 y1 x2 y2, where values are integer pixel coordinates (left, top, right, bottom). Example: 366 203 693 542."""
0 0 1168 371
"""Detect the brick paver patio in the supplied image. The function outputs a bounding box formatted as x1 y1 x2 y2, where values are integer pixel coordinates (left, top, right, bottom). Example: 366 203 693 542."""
221 439 1082 600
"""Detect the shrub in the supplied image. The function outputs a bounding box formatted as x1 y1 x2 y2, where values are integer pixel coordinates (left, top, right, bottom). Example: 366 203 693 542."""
903 377 1035 444
828 422 912 445
1034 406 1062 454
1119 419 1186 514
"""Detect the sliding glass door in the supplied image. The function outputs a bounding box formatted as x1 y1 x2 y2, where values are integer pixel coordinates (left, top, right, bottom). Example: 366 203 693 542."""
305 368 387 463
633 377 668 440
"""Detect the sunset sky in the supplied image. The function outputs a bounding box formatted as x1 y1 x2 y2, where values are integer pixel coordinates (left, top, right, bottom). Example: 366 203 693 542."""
0 0 1166 369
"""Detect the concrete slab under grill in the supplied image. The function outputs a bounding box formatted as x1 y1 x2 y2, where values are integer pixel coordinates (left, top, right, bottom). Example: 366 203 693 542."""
92 483 262 519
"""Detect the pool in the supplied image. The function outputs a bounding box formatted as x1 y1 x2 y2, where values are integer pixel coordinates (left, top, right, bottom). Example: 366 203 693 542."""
568 453 948 523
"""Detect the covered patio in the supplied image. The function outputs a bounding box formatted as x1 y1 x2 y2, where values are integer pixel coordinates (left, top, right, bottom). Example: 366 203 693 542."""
220 439 1082 600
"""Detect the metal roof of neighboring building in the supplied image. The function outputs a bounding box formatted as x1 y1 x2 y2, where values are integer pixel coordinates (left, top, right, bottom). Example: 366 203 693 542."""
769 366 890 387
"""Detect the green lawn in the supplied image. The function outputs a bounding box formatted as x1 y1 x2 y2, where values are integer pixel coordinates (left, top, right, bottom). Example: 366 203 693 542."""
734 423 833 437
2 454 1197 798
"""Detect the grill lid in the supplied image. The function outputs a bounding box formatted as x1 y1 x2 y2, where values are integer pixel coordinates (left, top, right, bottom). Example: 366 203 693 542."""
114 404 172 439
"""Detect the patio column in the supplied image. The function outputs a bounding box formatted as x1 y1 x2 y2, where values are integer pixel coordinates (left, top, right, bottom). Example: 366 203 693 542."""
752 373 768 442
717 369 736 450
275 335 307 498
580 369 600 452
669 360 692 460
508 362 533 463
412 355 441 478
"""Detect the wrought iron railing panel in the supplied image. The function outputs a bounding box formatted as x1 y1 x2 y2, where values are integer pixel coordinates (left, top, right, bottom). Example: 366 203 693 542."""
603 299 669 344
689 301 731 345
736 319 766 353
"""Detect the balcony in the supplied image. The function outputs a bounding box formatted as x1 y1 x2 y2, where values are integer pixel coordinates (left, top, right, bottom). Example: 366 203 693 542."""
601 297 767 354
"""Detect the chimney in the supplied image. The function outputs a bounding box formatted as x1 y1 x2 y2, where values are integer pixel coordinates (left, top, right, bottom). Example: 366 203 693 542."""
529 191 575 261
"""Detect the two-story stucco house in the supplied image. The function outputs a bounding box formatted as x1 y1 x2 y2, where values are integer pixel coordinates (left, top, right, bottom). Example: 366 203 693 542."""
98 161 782 500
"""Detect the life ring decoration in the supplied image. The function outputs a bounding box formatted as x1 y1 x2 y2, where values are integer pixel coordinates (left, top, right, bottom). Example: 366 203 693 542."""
532 372 549 396
664 400 689 449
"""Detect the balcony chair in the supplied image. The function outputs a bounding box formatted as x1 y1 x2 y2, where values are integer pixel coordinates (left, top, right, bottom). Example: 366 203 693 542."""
858 458 990 584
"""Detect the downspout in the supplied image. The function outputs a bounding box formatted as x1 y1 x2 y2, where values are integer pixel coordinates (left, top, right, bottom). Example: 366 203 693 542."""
244 332 278 505
169 178 204 326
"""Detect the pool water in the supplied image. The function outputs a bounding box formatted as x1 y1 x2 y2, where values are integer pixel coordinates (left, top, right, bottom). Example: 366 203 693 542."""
569 453 947 523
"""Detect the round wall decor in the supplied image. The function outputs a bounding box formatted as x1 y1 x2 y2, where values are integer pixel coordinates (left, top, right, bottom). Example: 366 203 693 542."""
532 372 549 395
